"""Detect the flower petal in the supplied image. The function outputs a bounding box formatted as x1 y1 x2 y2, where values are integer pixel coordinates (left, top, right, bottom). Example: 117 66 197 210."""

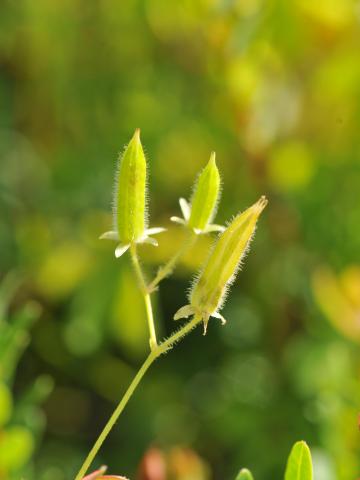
179 197 190 221
98 476 129 479
141 236 158 247
100 231 119 241
170 216 185 224
212 311 227 325
205 224 225 233
145 227 166 235
82 468 129 480
82 466 107 480
115 244 130 258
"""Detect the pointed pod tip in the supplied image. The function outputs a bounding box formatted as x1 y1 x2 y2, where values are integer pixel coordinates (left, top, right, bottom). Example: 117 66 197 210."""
255 195 268 213
133 128 141 142
208 151 217 167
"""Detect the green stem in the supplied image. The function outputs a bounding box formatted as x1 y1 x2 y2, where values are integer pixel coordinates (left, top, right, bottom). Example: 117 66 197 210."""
147 231 196 292
130 243 158 349
74 314 202 480
74 351 156 480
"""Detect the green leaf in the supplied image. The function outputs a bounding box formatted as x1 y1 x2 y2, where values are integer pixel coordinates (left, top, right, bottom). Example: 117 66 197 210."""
285 441 313 480
236 468 254 480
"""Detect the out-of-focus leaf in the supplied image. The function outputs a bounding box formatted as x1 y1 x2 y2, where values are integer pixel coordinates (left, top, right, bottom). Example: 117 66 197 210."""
0 272 21 321
0 382 13 427
268 142 315 192
312 265 360 342
110 267 149 359
0 425 34 471
12 375 54 433
35 242 93 301
0 301 41 381
236 468 254 479
285 441 313 480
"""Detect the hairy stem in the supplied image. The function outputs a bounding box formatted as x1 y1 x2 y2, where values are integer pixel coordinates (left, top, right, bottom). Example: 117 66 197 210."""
147 231 196 292
74 314 202 480
130 243 158 349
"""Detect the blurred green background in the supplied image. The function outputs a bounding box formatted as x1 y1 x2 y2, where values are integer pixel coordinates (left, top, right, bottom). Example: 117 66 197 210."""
1 0 360 479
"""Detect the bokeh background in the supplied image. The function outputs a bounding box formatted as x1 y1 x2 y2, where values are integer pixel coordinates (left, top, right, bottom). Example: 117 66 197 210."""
1 0 360 479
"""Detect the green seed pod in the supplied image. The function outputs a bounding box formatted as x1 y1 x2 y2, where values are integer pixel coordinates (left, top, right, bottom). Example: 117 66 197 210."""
188 152 220 232
174 196 267 332
116 129 147 244
100 130 165 257
236 469 254 480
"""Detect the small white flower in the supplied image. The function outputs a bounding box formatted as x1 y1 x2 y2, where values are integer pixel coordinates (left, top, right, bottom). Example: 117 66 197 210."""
100 227 166 258
171 197 225 235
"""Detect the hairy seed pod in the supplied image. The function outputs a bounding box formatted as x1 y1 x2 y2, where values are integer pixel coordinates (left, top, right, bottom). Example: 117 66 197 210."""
191 196 267 316
101 130 165 258
174 196 267 332
188 152 220 232
116 129 147 244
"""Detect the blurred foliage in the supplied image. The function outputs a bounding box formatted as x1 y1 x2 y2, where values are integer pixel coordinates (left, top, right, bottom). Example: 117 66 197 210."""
0 0 360 479
0 275 53 479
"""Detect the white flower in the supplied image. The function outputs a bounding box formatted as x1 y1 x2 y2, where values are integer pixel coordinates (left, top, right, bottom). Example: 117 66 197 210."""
171 197 224 235
100 227 166 258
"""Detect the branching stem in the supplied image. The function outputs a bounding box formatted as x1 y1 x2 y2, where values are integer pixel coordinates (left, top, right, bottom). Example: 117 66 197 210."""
75 232 202 480
147 231 196 292
74 314 201 480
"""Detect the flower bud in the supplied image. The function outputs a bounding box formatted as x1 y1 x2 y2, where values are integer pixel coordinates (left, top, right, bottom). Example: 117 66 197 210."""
174 196 268 333
116 128 147 244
